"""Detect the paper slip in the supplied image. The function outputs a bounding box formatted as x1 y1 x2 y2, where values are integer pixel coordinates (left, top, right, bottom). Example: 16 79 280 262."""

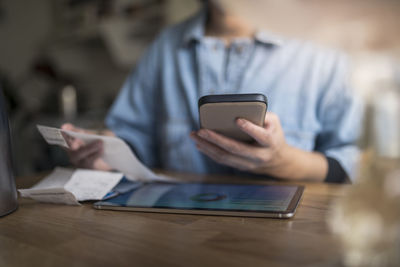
37 125 176 182
64 169 123 201
19 167 124 205
20 188 79 205
37 125 69 148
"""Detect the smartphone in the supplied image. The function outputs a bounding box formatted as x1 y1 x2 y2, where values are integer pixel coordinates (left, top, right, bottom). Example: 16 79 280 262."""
198 94 268 142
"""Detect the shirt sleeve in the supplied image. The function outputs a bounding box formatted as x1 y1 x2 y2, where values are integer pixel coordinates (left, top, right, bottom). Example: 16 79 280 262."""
315 53 364 183
105 36 162 168
325 157 349 183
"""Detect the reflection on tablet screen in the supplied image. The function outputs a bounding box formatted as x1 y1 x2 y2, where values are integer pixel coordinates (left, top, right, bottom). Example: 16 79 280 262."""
104 183 299 212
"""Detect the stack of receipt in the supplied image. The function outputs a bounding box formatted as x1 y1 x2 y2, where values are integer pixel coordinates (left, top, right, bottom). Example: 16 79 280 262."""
37 125 173 182
19 125 176 205
19 168 124 205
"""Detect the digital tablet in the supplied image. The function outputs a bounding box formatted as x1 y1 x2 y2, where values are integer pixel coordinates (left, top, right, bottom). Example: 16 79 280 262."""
94 182 304 218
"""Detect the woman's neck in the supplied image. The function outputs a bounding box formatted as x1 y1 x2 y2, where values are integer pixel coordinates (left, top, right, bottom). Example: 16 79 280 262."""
205 4 255 45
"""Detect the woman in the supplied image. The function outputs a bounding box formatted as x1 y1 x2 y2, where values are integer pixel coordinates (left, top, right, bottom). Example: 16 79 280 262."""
63 1 363 183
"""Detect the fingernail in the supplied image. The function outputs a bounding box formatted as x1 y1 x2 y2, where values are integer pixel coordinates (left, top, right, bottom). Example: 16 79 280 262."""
198 130 208 139
236 118 245 126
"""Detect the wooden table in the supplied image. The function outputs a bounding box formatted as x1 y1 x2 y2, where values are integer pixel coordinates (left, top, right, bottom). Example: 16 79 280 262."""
0 171 348 267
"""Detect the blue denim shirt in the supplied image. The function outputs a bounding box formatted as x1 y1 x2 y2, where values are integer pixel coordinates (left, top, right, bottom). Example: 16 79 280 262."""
106 11 363 181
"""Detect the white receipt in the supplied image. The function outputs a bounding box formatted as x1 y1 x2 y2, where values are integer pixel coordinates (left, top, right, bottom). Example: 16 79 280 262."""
19 187 80 205
37 125 69 148
30 167 74 189
19 167 124 205
64 169 123 201
37 125 176 182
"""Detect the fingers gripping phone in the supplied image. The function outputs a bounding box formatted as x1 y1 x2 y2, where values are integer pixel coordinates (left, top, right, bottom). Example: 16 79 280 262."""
198 94 268 142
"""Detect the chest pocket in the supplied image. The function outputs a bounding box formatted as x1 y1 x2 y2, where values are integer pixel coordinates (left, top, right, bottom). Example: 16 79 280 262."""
160 120 196 172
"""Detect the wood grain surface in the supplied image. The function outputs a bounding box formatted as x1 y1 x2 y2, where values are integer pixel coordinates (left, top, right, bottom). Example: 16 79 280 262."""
0 171 348 267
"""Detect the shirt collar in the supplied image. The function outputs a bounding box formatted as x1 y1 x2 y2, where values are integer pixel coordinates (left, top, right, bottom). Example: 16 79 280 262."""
182 9 206 45
254 31 284 46
182 9 284 47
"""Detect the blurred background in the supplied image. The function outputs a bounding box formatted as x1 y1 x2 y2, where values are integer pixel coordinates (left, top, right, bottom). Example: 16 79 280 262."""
1 0 399 176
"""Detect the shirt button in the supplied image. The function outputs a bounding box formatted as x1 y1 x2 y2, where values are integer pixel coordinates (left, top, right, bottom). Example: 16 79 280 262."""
236 45 244 54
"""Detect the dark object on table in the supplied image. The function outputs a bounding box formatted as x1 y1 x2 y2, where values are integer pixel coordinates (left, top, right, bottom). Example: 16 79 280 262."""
0 86 18 217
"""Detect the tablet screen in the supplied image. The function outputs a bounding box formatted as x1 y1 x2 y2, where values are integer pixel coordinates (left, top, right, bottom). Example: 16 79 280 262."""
97 183 303 213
